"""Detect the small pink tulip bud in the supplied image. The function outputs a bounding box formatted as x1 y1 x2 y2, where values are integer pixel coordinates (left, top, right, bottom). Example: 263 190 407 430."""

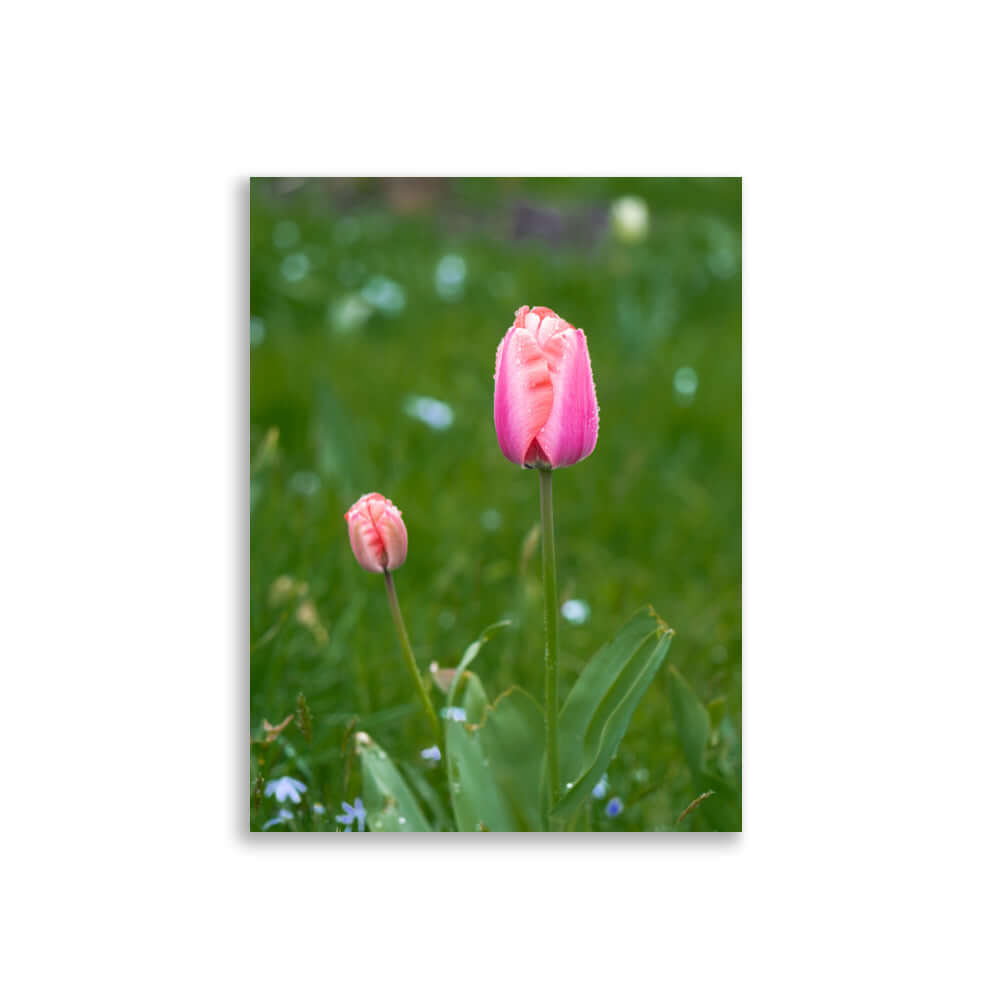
493 305 599 469
344 492 408 572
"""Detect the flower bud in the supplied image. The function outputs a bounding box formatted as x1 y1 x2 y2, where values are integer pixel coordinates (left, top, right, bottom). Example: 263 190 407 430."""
344 492 408 572
493 306 599 469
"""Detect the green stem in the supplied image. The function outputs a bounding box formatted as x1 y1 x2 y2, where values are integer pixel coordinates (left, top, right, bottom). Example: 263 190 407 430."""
384 570 441 745
539 467 560 823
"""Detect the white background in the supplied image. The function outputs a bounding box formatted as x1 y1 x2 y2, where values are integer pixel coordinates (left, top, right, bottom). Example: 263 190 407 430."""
2 2 998 996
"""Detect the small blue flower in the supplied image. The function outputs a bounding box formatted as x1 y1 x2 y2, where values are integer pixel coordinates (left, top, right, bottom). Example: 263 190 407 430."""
441 706 467 722
335 797 366 832
420 745 442 762
262 808 294 830
592 774 609 799
313 803 325 815
606 796 624 818
264 776 307 804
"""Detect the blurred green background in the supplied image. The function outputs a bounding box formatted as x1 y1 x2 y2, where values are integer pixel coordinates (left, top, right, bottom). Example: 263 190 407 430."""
250 177 741 832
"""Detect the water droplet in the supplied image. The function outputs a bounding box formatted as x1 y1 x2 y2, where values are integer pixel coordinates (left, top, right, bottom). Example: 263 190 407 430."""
565 782 573 790
398 816 407 825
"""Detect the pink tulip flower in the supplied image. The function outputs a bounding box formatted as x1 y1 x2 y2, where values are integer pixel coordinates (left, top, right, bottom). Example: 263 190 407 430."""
344 492 408 572
493 305 599 469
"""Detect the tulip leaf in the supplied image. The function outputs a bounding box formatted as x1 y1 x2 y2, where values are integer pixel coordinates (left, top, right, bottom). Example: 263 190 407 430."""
453 671 488 727
552 606 674 820
666 664 711 778
445 675 545 831
400 761 452 831
477 687 546 830
445 670 514 831
358 736 432 832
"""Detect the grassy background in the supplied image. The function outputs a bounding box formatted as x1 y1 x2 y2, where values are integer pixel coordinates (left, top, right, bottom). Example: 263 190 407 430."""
250 177 741 831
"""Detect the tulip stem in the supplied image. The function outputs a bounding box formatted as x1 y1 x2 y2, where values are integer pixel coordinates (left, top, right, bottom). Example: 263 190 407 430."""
384 570 441 744
539 466 560 825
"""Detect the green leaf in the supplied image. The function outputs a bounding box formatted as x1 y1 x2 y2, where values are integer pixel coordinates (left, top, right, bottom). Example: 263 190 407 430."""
666 665 711 777
358 736 431 832
443 676 545 831
553 606 674 820
477 687 545 830
445 670 514 831
453 671 488 726
400 761 453 831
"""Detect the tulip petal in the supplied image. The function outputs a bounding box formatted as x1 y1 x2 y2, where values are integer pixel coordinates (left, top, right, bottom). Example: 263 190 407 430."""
534 327 599 468
494 326 554 466
374 502 408 570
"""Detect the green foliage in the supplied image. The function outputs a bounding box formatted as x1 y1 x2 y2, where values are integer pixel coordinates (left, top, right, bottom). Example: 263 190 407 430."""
667 664 741 830
666 665 710 776
446 679 545 831
554 607 674 820
445 672 515 831
358 734 432 832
